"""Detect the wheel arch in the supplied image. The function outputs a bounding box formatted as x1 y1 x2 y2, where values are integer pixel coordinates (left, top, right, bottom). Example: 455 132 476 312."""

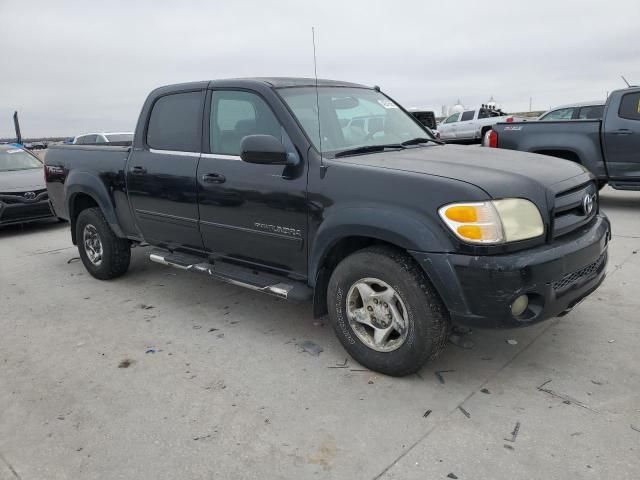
65 172 124 244
531 148 582 164
309 208 447 317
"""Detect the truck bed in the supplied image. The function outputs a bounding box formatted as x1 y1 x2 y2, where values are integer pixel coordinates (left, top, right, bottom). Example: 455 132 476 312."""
491 119 606 179
45 144 137 236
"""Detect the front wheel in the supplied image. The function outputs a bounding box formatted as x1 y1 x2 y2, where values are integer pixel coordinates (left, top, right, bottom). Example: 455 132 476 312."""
327 246 449 376
76 207 130 280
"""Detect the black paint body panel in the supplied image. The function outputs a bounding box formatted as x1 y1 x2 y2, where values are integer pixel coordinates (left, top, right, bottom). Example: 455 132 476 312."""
44 77 609 328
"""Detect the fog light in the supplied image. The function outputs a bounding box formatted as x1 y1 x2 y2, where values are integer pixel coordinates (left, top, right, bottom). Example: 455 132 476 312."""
511 295 529 317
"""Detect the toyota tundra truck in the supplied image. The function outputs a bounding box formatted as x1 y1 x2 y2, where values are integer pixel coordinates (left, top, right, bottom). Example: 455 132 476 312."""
45 78 610 376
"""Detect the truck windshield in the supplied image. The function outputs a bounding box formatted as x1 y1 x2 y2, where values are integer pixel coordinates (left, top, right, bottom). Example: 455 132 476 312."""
0 148 42 171
278 87 433 157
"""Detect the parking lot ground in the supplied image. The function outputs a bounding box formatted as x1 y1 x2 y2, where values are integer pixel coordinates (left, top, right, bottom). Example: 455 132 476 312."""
1 187 639 480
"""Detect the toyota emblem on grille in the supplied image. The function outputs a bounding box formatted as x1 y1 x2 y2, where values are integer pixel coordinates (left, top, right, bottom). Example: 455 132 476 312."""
582 193 595 216
24 191 36 200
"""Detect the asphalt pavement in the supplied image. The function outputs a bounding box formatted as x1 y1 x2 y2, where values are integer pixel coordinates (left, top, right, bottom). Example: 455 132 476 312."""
1 187 638 480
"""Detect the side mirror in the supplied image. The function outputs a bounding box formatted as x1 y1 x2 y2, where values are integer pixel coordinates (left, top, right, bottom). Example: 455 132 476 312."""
240 135 292 165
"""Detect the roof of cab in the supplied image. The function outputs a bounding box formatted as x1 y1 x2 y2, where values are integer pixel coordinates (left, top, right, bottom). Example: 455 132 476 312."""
237 77 368 88
149 77 369 96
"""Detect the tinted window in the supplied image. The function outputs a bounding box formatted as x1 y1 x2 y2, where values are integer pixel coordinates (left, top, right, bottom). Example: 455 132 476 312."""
460 110 475 121
578 105 604 119
210 90 281 156
539 108 575 121
147 91 203 152
618 92 640 121
78 135 98 144
411 111 436 129
444 113 460 124
105 133 134 142
95 135 106 143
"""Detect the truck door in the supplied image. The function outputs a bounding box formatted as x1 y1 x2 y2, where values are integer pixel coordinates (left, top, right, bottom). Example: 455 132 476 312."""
126 90 205 253
439 112 461 140
603 90 640 180
456 110 477 139
196 89 308 277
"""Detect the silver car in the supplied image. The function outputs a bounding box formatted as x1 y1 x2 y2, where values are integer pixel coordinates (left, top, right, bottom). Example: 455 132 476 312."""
538 101 605 121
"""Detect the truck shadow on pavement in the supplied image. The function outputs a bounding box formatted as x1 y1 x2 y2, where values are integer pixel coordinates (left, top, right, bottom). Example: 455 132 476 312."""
115 247 550 386
599 188 640 210
0 219 66 239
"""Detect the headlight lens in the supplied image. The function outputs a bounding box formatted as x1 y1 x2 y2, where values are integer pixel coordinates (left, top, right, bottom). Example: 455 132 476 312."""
439 199 544 244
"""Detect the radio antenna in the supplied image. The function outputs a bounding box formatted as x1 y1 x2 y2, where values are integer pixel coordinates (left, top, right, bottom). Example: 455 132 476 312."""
621 75 631 87
312 27 323 163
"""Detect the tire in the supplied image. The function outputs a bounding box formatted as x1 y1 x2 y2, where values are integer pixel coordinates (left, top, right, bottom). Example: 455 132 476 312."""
327 246 449 376
76 207 130 280
480 127 491 145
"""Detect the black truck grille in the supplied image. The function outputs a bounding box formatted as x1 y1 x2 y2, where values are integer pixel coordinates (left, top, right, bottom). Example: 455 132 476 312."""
0 189 48 204
551 251 606 293
552 182 598 239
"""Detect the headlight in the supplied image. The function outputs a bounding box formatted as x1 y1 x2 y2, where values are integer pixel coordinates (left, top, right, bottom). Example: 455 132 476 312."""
438 199 544 244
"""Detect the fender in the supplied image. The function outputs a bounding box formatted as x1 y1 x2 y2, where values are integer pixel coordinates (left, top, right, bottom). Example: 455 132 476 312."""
308 206 448 284
526 132 606 178
65 170 125 238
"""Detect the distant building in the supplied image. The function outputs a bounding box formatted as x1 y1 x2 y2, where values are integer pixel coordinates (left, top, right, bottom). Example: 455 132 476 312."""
449 99 465 115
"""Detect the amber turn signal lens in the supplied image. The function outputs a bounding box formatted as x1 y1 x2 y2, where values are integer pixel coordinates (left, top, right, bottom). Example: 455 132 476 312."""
456 225 483 240
444 205 478 223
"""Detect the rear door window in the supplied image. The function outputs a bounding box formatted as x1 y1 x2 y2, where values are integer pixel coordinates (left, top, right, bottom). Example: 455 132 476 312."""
78 135 98 144
578 105 604 119
146 91 204 152
460 110 475 121
618 92 640 121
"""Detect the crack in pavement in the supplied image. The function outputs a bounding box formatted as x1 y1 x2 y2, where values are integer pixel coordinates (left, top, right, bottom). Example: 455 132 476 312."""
607 248 639 279
24 246 74 257
0 452 21 479
373 246 634 480
612 235 640 239
372 319 559 480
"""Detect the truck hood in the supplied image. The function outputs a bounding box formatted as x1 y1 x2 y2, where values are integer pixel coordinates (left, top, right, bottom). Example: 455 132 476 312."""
0 168 46 192
337 144 590 199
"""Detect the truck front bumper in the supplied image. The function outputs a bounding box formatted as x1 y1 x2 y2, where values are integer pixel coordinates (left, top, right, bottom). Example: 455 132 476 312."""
410 214 610 329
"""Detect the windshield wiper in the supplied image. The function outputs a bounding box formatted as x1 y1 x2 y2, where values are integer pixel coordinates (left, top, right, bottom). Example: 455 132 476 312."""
401 137 444 146
334 144 406 158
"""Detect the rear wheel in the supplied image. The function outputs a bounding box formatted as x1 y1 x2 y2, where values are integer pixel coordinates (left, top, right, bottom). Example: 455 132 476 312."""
76 207 130 280
327 246 449 376
480 127 491 144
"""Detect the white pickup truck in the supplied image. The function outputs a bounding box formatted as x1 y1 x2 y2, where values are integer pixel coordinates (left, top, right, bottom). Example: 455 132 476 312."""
437 106 521 143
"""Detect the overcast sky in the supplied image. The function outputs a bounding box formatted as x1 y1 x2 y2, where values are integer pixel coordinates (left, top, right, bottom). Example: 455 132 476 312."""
1 0 638 138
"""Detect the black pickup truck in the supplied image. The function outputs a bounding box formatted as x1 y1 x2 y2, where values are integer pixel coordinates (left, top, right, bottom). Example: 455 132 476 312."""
46 78 610 376
486 87 640 190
